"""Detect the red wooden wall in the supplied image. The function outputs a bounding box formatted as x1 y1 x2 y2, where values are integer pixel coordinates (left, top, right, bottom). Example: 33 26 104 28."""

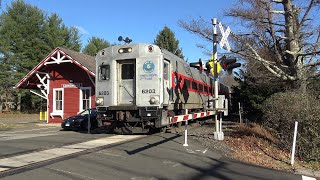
48 63 95 123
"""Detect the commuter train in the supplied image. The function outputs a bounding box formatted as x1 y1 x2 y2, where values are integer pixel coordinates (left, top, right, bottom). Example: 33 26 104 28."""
95 43 229 133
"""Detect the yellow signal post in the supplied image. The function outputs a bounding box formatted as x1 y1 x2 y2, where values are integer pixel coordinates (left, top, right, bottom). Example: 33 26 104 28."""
209 59 221 76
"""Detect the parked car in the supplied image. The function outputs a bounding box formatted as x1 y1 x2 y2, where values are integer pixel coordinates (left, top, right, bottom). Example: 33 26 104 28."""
61 108 97 131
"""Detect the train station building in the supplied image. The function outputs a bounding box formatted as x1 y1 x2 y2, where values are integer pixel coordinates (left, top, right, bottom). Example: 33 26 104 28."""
15 47 96 123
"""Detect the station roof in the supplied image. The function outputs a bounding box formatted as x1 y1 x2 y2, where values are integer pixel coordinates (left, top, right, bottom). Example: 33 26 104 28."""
15 47 96 89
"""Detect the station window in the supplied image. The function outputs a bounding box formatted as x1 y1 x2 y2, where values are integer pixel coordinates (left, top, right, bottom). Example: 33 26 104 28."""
122 64 134 80
80 88 91 111
53 88 63 112
99 64 110 81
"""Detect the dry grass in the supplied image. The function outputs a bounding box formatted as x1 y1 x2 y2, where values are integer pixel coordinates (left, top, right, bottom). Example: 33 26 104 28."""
224 123 320 173
0 113 38 118
235 123 279 144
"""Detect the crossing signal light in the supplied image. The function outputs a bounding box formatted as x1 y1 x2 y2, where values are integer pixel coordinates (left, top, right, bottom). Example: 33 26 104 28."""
190 58 203 74
205 61 221 75
219 55 241 74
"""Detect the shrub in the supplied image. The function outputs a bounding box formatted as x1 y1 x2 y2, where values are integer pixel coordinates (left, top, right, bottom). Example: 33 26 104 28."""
262 91 320 162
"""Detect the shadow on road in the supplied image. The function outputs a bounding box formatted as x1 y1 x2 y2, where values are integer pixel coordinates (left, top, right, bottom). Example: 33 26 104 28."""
125 134 182 155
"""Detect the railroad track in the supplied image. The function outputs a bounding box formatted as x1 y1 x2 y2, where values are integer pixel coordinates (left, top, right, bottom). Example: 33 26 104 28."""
0 135 146 178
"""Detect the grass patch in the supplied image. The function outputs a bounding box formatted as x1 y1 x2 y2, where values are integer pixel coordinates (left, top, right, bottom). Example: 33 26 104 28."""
0 123 14 131
0 113 38 118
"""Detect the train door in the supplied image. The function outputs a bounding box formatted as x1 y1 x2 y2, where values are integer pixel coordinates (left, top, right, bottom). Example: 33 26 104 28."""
163 60 171 105
117 59 136 105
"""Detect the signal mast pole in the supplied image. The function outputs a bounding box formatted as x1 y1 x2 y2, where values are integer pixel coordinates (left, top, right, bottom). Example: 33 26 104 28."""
212 18 222 140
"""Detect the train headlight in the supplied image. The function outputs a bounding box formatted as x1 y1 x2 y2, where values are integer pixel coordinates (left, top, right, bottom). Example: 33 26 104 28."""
96 97 104 106
118 47 132 54
149 96 159 105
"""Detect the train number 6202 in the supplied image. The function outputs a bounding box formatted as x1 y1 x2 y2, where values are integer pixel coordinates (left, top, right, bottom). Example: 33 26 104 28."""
98 91 109 95
142 89 155 94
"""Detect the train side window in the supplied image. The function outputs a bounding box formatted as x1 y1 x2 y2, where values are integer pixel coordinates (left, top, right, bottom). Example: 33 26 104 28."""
184 79 190 89
164 62 169 80
122 64 134 80
199 84 203 92
99 64 110 81
204 86 208 93
192 81 198 90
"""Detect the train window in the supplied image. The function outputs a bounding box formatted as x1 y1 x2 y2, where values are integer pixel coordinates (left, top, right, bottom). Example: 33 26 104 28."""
164 62 169 80
99 64 110 81
204 86 208 93
122 64 134 80
184 79 190 89
199 84 203 92
192 81 198 90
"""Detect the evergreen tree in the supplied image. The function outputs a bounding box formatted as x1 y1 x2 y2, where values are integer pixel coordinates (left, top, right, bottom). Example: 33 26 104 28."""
83 36 111 56
44 13 68 51
64 26 81 52
154 26 184 59
44 13 81 52
0 0 47 76
0 0 81 112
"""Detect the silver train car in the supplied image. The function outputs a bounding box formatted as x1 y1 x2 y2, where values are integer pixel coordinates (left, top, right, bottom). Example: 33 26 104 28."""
95 43 229 132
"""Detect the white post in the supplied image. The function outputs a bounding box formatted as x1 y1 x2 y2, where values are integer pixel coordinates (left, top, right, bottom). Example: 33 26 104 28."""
183 109 189 147
87 109 91 134
238 102 242 124
219 112 224 140
46 78 50 124
291 121 298 166
219 112 222 132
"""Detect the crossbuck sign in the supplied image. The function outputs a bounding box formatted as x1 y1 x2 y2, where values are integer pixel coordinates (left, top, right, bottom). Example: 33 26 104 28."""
218 22 231 52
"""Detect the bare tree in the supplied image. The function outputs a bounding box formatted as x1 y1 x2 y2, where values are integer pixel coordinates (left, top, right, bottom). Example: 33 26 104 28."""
179 0 320 92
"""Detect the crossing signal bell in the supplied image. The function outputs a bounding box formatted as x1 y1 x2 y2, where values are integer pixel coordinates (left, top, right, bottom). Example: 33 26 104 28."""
220 55 241 74
190 58 203 74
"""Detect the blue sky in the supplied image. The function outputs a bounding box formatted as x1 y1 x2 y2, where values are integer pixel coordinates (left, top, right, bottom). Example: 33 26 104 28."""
2 0 235 62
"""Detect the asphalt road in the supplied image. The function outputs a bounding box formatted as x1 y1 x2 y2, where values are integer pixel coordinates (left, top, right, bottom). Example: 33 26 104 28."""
0 125 303 180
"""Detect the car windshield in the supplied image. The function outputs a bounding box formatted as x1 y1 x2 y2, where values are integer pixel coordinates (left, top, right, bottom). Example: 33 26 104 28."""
79 109 96 116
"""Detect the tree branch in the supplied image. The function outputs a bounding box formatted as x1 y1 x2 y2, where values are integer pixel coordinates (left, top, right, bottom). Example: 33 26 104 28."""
286 50 320 57
230 32 296 81
178 19 212 42
299 0 315 30
304 60 320 67
266 2 283 64
270 10 285 14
